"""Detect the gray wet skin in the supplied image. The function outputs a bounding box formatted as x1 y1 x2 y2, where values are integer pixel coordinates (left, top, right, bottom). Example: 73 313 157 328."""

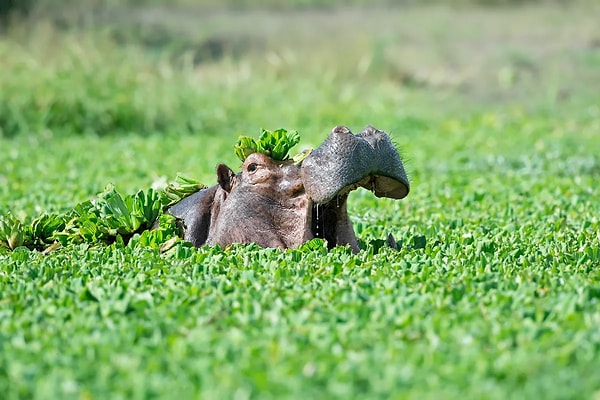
300 125 410 203
167 125 409 252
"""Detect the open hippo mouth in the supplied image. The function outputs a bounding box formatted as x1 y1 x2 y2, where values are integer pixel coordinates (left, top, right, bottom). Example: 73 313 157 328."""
300 125 410 251
166 124 409 252
310 195 341 242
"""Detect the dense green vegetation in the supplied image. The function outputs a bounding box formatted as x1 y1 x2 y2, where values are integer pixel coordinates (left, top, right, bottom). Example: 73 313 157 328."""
1 2 599 399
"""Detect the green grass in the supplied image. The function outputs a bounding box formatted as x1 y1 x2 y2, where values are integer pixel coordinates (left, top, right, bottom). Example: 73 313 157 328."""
1 3 600 399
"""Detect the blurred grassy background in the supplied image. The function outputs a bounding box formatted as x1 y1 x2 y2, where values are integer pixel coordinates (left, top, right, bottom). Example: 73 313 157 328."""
0 0 598 214
1 0 598 138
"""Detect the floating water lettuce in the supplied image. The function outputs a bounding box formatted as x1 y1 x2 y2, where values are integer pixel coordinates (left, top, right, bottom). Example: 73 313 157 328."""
161 174 207 206
0 212 29 250
234 128 301 162
1 185 177 251
0 128 305 252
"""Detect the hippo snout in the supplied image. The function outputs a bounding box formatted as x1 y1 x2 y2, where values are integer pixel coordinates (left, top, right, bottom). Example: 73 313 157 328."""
300 125 410 204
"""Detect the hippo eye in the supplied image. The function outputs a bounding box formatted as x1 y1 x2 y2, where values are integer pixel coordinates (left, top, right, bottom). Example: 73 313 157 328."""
247 163 258 172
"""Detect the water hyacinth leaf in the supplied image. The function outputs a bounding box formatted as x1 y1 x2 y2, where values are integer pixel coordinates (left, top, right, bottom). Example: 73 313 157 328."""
234 136 259 162
258 128 300 161
123 195 144 233
235 128 301 162
0 213 30 250
95 184 135 231
293 149 312 165
131 189 162 229
89 185 157 235
77 216 103 243
162 175 207 206
297 238 327 253
155 213 183 236
31 213 66 245
128 213 182 250
72 200 95 218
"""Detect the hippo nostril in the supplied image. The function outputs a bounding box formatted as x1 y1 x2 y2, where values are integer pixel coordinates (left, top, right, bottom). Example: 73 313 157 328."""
332 126 351 135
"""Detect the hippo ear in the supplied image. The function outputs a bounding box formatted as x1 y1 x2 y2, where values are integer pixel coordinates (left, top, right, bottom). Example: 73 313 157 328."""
216 164 235 193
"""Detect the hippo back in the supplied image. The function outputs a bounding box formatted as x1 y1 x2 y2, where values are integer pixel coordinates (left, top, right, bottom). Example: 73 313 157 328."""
167 185 219 247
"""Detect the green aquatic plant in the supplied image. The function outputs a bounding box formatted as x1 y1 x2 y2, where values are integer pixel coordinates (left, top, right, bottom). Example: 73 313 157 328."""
234 128 301 162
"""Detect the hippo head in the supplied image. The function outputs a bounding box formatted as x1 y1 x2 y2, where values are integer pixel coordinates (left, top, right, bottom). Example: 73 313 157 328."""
167 125 409 252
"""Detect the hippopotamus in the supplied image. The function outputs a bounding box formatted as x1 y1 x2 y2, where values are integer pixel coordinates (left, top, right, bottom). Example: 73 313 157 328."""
167 125 409 252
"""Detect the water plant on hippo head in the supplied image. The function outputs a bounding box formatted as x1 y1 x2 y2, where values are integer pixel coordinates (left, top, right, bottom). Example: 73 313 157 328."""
234 128 301 162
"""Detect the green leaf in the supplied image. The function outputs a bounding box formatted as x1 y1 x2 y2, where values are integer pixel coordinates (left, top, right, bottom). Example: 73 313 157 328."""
297 238 327 253
161 174 207 206
78 215 103 243
234 136 259 162
234 128 301 162
31 213 66 245
132 189 162 229
0 213 31 250
293 149 312 164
